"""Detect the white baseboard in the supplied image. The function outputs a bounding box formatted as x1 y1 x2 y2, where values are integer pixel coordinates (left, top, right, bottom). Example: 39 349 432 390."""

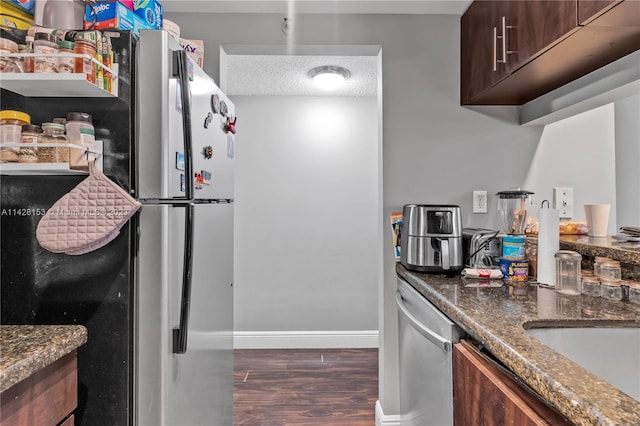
233 330 379 349
375 400 401 426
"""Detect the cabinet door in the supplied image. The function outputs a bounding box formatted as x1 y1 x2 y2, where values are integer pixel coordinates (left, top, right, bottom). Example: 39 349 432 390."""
460 1 501 103
578 0 618 24
453 340 572 426
501 1 578 74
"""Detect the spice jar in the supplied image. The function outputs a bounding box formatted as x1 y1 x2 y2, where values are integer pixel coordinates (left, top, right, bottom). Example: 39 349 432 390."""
19 124 42 163
627 280 640 305
38 122 69 163
600 279 622 301
23 35 34 72
66 112 95 170
1 110 31 162
74 38 97 83
0 37 19 73
58 40 75 73
34 32 60 73
581 276 601 297
555 250 582 296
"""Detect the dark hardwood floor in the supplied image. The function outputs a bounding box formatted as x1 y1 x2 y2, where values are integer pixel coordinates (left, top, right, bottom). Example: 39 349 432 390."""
234 348 378 426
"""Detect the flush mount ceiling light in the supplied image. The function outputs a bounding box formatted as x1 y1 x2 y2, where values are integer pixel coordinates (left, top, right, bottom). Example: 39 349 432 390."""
308 65 351 91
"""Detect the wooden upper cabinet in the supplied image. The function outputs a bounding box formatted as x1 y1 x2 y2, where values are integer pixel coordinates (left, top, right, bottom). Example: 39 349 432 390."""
460 0 640 105
578 0 618 24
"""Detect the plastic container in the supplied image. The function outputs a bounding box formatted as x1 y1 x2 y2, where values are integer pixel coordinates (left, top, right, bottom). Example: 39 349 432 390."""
555 250 582 296
58 40 75 73
22 35 34 73
502 235 526 259
599 260 621 282
33 32 60 73
600 279 622 301
627 281 640 305
1 110 31 162
19 124 42 163
0 37 20 73
74 38 97 83
38 122 69 163
581 276 601 297
66 112 94 170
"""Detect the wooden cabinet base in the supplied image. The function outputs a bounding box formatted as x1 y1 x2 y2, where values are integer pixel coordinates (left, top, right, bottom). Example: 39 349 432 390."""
1 351 77 426
453 340 572 426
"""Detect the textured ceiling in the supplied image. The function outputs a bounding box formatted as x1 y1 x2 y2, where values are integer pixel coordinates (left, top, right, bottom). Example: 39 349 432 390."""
163 0 473 15
225 55 378 97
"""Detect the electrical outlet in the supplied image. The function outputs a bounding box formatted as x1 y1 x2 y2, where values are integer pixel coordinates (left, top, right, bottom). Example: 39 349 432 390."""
553 187 574 218
473 190 488 214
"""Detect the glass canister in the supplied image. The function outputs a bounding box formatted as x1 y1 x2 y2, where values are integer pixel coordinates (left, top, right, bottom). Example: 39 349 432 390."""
33 32 60 73
1 110 31 162
38 122 69 163
74 38 97 83
58 40 75 73
66 112 95 170
600 279 622 301
627 281 640 305
581 276 601 297
19 124 42 163
555 250 582 295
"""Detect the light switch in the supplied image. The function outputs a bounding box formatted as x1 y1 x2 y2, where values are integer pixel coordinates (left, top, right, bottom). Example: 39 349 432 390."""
553 187 573 219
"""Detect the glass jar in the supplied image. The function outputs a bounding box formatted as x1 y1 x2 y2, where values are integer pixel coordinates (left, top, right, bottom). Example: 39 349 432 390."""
1 110 30 162
23 35 34 73
581 276 601 297
19 124 42 163
34 32 60 73
74 39 97 83
0 37 19 73
600 279 622 301
38 122 69 163
58 40 75 73
555 250 582 296
66 112 95 170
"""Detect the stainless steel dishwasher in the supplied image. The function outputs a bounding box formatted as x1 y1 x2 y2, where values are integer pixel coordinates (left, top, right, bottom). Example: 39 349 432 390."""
396 277 464 425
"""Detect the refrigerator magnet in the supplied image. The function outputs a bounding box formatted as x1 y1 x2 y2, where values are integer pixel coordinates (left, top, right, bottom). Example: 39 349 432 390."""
220 100 228 117
202 145 213 159
211 94 221 114
176 152 185 171
180 174 185 192
194 172 204 189
204 112 213 129
201 170 212 185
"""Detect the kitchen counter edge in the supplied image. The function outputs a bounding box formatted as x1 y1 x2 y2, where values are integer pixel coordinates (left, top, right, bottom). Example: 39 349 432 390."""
0 325 88 393
396 263 640 426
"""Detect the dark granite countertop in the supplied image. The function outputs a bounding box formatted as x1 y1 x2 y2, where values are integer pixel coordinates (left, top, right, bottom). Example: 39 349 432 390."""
0 325 87 392
397 263 640 426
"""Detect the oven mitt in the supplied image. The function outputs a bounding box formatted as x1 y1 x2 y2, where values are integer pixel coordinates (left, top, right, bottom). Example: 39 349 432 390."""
36 161 141 255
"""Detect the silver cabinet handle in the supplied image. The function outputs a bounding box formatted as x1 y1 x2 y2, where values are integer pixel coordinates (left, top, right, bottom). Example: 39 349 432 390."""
396 291 452 353
493 26 498 71
501 16 517 64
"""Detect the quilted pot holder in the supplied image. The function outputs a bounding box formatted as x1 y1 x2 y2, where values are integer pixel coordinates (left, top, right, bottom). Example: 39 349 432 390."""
36 161 141 255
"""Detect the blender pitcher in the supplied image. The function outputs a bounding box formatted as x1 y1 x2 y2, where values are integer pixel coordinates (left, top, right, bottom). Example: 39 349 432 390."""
496 190 534 235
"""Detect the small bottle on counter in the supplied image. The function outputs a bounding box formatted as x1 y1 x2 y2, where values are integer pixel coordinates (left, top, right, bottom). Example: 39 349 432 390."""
600 279 622 301
581 276 601 297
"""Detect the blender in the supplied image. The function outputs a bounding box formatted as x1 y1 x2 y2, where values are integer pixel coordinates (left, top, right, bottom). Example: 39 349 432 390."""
496 190 534 235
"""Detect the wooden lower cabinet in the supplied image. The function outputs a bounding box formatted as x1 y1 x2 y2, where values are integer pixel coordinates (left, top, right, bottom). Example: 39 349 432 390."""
453 340 572 426
1 351 78 426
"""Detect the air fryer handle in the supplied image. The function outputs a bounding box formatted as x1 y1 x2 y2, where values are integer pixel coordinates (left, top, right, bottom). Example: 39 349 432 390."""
440 239 450 270
173 49 193 200
173 203 195 354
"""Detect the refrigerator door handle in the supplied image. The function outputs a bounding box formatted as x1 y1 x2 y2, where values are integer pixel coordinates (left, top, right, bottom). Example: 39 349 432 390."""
173 49 194 201
173 203 195 354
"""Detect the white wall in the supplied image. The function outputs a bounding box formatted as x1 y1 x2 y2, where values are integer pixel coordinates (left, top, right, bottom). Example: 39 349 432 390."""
233 95 379 336
523 103 617 234
167 12 545 417
615 94 640 227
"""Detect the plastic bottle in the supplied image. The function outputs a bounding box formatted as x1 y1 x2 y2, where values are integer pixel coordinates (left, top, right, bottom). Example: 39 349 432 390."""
39 122 69 163
20 124 43 163
34 32 60 73
58 40 75 73
66 112 95 170
1 110 31 162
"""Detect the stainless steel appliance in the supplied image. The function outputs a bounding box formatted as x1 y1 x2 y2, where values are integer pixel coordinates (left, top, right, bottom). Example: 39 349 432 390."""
1 30 234 425
397 277 464 425
462 228 502 268
400 204 463 274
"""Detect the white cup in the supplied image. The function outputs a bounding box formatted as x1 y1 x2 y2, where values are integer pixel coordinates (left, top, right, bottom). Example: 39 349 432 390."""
584 204 610 237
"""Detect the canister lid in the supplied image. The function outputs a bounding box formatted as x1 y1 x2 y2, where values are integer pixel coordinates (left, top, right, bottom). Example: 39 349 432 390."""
66 112 93 123
0 37 18 51
34 32 60 44
554 250 582 260
42 122 66 132
21 124 42 133
0 110 30 123
59 40 75 50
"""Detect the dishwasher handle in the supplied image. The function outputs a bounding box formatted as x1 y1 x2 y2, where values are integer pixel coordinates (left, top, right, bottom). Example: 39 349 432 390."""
396 291 452 353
